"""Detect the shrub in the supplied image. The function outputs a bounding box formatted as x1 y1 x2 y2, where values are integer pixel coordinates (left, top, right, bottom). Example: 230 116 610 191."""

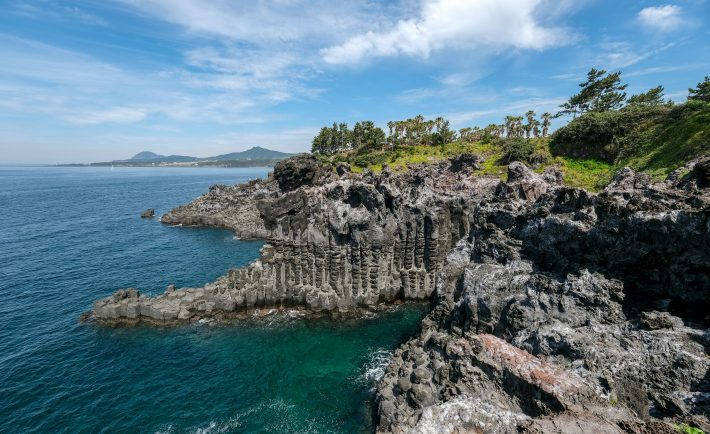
549 105 669 162
497 137 536 164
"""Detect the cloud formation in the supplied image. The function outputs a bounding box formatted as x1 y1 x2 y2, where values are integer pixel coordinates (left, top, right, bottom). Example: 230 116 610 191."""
637 5 685 32
321 0 573 64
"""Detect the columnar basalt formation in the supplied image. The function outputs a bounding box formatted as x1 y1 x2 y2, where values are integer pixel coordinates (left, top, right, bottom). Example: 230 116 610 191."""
91 154 710 432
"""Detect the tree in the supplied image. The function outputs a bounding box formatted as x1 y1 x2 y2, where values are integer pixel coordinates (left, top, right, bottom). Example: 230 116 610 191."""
432 119 457 145
524 110 537 139
557 68 628 117
628 85 666 106
352 121 385 152
310 122 353 155
540 113 552 138
688 76 710 102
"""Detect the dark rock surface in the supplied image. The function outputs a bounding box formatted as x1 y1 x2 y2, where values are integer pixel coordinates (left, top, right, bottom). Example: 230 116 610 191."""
91 154 710 433
160 179 277 239
272 153 326 192
140 208 155 218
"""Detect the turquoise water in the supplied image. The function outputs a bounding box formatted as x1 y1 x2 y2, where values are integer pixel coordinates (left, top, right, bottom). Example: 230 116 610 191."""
0 167 426 433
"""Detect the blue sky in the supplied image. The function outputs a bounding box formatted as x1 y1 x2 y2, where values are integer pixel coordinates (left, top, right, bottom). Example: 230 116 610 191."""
0 0 708 164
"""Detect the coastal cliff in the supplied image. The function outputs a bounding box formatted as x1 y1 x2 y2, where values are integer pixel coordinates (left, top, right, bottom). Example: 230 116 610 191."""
91 154 710 432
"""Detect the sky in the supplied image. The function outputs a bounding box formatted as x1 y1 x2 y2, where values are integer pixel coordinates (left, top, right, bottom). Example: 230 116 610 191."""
0 0 708 164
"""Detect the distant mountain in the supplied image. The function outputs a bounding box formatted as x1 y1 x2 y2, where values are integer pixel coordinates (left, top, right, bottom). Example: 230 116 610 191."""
64 146 296 167
130 151 163 160
129 151 197 163
209 146 294 161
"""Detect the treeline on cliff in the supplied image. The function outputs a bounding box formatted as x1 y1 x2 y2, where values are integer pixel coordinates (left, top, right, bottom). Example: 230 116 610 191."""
311 72 709 186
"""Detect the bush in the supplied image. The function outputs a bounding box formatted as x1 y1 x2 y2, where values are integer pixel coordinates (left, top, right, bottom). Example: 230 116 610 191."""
549 105 669 162
497 138 536 164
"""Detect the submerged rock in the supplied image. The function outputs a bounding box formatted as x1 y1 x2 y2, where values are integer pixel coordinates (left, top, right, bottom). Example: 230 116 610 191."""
90 155 710 433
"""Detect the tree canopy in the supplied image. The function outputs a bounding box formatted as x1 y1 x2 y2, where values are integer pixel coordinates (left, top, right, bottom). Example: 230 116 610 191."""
688 76 710 103
627 86 666 106
557 68 628 117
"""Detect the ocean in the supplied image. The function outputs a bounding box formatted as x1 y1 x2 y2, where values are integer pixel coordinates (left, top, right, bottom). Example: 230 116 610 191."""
0 166 426 433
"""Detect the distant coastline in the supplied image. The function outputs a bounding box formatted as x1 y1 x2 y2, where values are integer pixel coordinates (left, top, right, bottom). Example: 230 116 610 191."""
57 159 285 168
58 146 295 168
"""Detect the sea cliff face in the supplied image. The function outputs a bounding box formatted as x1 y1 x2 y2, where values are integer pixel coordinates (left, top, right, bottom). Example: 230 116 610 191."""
91 154 710 432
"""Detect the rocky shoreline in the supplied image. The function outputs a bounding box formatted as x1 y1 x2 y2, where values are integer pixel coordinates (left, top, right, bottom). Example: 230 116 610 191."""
90 153 710 433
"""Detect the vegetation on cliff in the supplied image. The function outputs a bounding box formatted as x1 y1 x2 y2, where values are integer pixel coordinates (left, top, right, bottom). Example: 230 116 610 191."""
313 72 709 190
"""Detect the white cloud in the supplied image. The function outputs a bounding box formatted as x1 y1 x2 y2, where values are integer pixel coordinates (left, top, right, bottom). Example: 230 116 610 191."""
637 5 685 32
115 0 383 43
597 41 676 69
321 0 574 65
65 107 148 125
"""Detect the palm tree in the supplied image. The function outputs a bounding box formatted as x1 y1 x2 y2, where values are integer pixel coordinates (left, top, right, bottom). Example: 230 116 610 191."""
524 110 536 139
532 120 541 138
504 116 515 138
541 113 552 138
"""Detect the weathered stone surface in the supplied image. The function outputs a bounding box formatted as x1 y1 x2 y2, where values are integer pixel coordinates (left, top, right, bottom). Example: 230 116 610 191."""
140 208 155 218
90 155 710 433
160 179 276 239
272 153 326 192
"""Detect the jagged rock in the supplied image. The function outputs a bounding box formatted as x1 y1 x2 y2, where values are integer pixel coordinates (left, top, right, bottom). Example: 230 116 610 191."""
639 311 683 330
448 153 482 173
605 167 651 191
140 208 155 218
161 179 275 239
90 153 710 432
273 153 325 192
336 162 351 177
496 161 554 202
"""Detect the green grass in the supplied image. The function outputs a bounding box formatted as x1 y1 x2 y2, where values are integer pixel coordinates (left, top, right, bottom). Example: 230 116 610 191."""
618 101 710 179
675 423 705 434
555 157 615 190
324 138 616 190
320 103 708 192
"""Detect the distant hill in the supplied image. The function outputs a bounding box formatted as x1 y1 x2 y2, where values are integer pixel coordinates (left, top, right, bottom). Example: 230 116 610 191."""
66 146 296 168
209 146 294 161
129 152 197 163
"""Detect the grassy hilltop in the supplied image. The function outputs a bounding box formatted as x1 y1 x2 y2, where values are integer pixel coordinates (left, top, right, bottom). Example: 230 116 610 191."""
314 72 710 191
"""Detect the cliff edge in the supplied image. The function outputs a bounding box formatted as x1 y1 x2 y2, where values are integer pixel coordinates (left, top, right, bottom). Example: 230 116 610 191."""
90 154 710 432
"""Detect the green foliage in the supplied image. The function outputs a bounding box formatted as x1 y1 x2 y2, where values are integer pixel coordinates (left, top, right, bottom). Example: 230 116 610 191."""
352 121 386 152
549 104 670 162
628 85 667 106
311 122 353 155
497 137 536 164
617 100 710 177
558 68 628 117
688 76 710 102
675 423 705 434
555 157 614 190
387 115 457 147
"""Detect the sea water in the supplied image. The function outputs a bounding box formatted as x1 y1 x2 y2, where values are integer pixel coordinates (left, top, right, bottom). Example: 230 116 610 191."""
0 167 426 433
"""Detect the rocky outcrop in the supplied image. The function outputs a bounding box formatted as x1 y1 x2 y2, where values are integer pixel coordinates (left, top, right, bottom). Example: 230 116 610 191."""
375 161 710 433
160 179 277 239
91 154 710 433
272 153 326 192
140 208 155 218
95 159 499 320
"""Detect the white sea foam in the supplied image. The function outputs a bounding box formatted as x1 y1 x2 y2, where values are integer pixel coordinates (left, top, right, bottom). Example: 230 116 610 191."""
184 399 324 434
358 348 393 391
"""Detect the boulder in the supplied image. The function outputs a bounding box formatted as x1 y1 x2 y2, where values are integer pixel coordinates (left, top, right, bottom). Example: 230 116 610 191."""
273 154 324 192
140 208 155 218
